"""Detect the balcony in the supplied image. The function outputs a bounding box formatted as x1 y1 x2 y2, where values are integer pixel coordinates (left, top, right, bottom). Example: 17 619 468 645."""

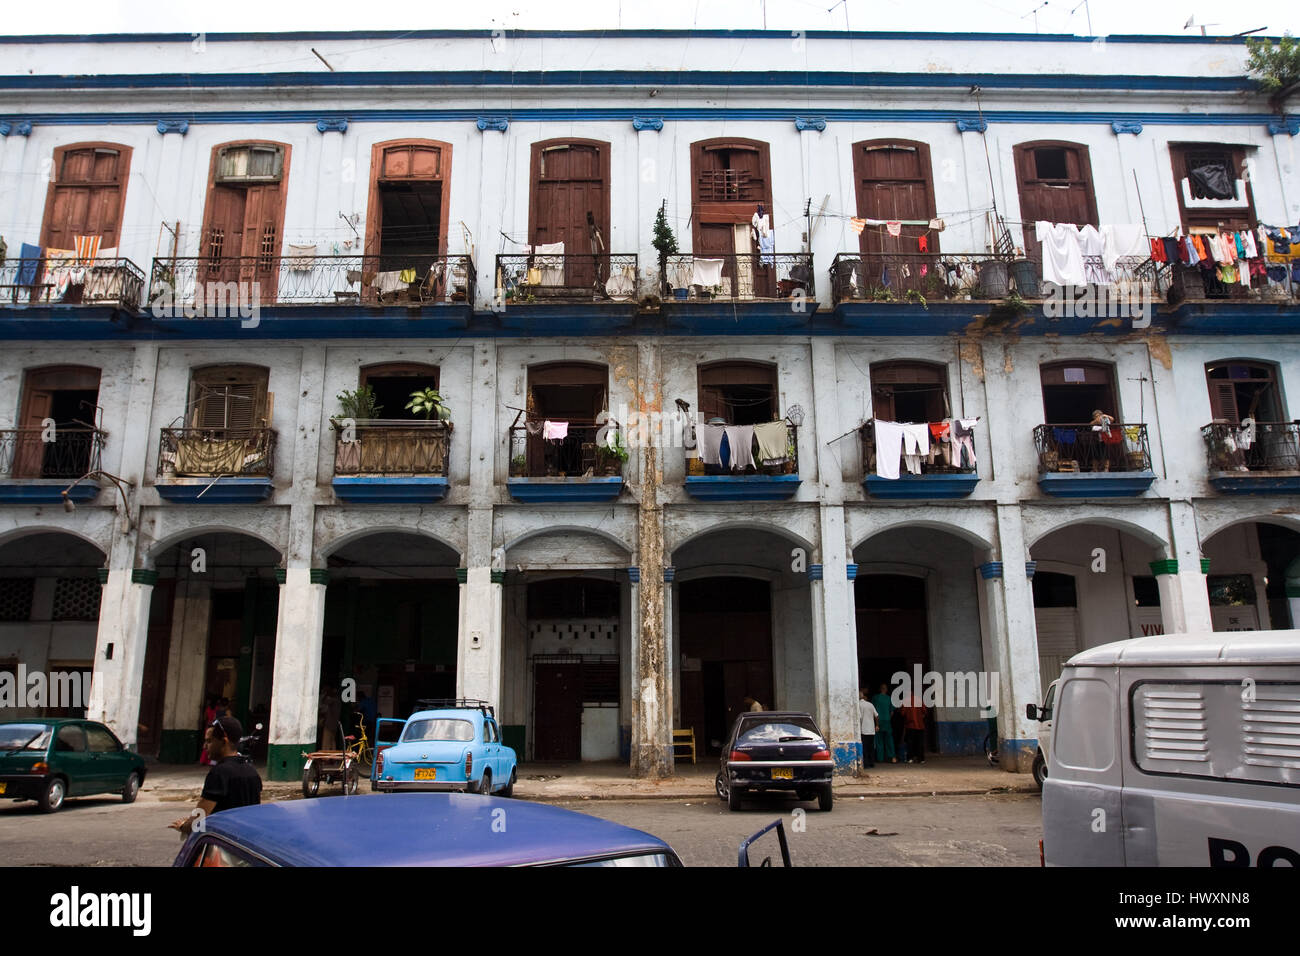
683 421 801 502
493 253 639 333
507 424 624 503
1034 423 1155 497
860 421 979 499
661 253 816 334
331 420 452 504
0 256 146 312
829 252 1165 335
155 427 276 503
1201 422 1300 494
0 427 107 503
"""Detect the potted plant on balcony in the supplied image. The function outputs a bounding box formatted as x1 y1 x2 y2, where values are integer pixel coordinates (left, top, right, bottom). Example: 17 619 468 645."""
332 386 382 473
405 387 450 421
652 201 679 297
597 430 629 476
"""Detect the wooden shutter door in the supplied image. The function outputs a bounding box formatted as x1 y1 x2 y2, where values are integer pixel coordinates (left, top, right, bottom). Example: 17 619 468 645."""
1016 145 1098 261
531 143 608 290
13 388 53 477
1208 381 1239 423
205 186 246 286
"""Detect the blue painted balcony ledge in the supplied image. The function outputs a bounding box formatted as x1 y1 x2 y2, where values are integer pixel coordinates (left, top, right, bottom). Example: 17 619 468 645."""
507 476 624 503
683 474 802 502
331 476 449 503
0 480 101 505
1037 471 1157 498
863 472 980 499
1207 472 1300 495
154 477 274 503
662 299 822 335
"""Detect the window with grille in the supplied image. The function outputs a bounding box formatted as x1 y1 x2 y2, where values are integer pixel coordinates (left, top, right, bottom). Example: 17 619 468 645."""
0 579 35 622
216 145 284 183
52 578 101 622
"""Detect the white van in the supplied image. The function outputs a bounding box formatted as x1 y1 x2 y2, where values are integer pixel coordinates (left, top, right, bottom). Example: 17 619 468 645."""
1026 679 1057 790
1041 630 1300 866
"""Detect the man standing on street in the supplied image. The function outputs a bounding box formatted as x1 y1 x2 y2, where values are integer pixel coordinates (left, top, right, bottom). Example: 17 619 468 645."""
169 715 262 837
872 683 896 763
858 688 877 769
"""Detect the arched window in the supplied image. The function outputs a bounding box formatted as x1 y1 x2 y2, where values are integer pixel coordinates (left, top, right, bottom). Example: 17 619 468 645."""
358 363 441 422
697 361 778 425
691 138 774 297
187 365 271 433
365 139 453 271
40 143 132 252
1205 361 1283 423
869 361 949 423
200 141 291 299
1039 360 1117 424
513 363 610 478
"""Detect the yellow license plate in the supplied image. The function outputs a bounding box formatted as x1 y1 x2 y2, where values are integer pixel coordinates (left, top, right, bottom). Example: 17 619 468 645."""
771 768 793 780
0 782 6 794
413 768 437 781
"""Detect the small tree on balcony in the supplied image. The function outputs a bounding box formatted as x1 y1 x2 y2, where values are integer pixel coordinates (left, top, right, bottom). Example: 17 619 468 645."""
652 201 678 295
405 387 450 421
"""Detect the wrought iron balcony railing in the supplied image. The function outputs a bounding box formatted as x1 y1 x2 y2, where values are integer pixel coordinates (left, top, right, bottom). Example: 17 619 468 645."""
0 257 146 310
158 427 276 479
861 420 977 476
495 254 638 303
0 426 106 479
1034 423 1152 474
508 424 622 478
828 252 1164 306
683 420 799 476
663 253 812 301
147 254 475 308
1201 422 1300 473
332 420 452 476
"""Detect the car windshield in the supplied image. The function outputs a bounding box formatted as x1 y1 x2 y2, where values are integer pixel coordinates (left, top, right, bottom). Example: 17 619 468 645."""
0 724 51 751
403 718 475 742
738 718 822 745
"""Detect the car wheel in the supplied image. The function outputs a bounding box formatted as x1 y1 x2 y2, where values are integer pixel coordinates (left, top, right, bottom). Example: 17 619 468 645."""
121 771 141 804
500 767 516 798
727 783 744 812
1032 750 1047 790
715 772 728 802
817 784 833 812
478 770 492 795
301 763 322 798
39 777 66 813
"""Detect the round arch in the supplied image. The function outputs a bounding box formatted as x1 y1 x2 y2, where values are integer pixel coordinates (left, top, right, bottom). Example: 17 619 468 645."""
671 520 815 564
0 526 108 557
145 524 284 564
319 524 461 563
853 518 994 555
1197 512 1300 544
1024 514 1168 553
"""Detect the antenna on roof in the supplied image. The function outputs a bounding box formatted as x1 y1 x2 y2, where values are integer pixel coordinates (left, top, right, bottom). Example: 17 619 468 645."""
1070 0 1092 36
1021 1 1049 34
1183 16 1221 37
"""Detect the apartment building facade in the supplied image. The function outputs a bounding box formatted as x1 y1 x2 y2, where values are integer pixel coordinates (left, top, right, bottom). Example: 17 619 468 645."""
1 29 1297 778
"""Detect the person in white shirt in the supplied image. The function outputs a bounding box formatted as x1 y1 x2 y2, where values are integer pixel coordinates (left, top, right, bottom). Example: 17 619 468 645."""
859 688 878 769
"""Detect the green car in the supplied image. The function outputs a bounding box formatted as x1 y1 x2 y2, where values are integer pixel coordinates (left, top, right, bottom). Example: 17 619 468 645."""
0 719 146 812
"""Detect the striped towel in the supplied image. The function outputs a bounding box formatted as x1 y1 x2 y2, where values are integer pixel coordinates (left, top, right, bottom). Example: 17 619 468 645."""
850 218 866 235
74 235 102 265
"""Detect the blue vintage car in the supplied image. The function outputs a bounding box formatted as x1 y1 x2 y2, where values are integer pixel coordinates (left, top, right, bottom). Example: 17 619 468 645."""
173 793 683 867
371 700 517 796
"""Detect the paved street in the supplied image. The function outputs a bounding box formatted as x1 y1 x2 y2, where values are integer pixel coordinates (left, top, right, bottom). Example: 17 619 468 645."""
0 790 1043 866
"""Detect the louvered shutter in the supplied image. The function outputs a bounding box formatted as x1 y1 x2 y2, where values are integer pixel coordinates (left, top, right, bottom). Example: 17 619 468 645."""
1208 381 1239 423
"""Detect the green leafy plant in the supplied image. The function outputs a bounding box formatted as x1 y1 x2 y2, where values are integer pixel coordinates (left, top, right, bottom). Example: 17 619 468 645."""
336 385 382 420
603 430 630 463
511 454 527 473
405 387 450 420
1247 32 1300 95
1003 290 1028 313
869 286 897 303
905 288 929 310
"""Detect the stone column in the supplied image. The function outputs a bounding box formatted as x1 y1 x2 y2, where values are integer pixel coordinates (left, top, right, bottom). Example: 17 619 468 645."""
985 505 1042 772
87 568 155 750
1159 500 1214 634
0 122 32 242
625 566 640 762
634 117 664 296
456 566 505 707
266 567 328 781
158 577 212 762
958 120 996 248
1111 122 1145 222
475 118 509 310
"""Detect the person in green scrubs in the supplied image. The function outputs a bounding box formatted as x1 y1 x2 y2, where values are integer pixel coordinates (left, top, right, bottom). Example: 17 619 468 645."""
872 683 897 763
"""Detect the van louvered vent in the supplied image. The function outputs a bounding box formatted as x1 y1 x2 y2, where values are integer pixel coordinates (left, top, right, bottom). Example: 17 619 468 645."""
1139 686 1209 764
1242 687 1300 771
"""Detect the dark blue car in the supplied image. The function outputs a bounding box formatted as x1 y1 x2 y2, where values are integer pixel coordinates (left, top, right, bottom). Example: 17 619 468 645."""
173 793 683 867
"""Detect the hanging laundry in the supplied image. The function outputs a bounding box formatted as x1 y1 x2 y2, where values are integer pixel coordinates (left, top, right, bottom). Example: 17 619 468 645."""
952 418 978 469
373 271 406 295
873 420 906 481
927 420 951 466
16 243 42 286
696 423 726 465
73 235 102 265
758 233 776 267
1149 238 1166 263
751 212 771 237
1035 222 1087 287
928 219 945 232
918 235 928 253
398 268 417 284
691 257 725 287
1123 425 1142 443
1243 230 1258 259
753 420 790 463
1078 224 1107 284
850 217 866 235
900 423 930 475
1100 224 1145 274
723 425 756 470
525 420 544 436
542 420 569 441
605 263 636 299
886 221 903 238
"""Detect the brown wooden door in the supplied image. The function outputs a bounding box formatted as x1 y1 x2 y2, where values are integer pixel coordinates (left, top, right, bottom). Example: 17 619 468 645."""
13 387 53 477
530 142 609 290
204 186 247 288
853 142 937 293
41 146 129 251
534 662 582 760
1014 143 1098 261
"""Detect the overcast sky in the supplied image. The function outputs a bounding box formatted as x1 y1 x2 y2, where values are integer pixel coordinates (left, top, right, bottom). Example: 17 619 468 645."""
3 0 1296 39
